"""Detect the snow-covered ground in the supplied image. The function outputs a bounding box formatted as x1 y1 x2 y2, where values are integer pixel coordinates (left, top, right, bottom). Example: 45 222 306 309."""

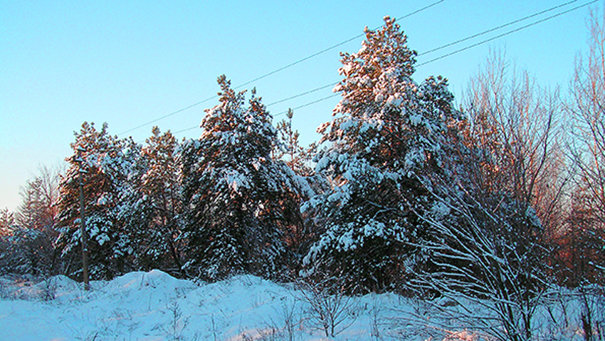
0 270 601 340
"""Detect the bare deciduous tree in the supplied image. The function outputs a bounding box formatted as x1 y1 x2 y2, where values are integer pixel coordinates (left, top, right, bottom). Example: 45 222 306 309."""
295 275 356 338
1 166 63 276
569 10 605 228
462 51 568 236
408 176 549 341
404 52 567 341
563 11 605 339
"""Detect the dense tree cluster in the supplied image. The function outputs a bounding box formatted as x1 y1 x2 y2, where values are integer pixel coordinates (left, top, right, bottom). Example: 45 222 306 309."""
1 14 604 340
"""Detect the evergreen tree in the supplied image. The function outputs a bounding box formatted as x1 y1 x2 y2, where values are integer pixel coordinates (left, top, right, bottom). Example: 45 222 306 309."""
0 208 16 274
274 110 324 265
56 122 136 280
275 109 314 177
182 76 310 280
0 208 13 237
302 17 459 293
120 127 185 275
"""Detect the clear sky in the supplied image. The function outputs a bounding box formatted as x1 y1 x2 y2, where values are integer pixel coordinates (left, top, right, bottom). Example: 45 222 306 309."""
0 0 601 211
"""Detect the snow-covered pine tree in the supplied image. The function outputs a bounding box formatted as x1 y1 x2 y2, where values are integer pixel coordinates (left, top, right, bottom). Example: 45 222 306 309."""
274 109 314 177
120 127 185 275
182 76 311 280
302 17 459 293
57 122 137 280
0 209 13 237
274 109 326 265
0 209 17 274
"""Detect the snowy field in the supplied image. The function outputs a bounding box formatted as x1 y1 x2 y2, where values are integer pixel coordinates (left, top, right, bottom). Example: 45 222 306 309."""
0 270 601 340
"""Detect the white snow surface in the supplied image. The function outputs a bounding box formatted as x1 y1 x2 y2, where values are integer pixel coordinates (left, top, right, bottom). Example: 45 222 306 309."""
0 270 600 340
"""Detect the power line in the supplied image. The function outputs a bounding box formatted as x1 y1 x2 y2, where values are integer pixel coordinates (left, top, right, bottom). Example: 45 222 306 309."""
416 0 597 67
118 1 445 136
172 125 199 135
140 0 596 138
267 83 337 106
170 93 341 136
276 94 340 116
263 0 598 117
118 95 217 135
418 0 579 56
234 0 445 90
258 0 591 110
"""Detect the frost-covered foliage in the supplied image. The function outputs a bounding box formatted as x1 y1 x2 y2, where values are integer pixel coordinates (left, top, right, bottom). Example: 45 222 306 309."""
0 209 14 273
0 225 48 275
409 178 549 341
407 76 554 340
119 127 186 276
408 110 552 339
56 122 139 280
274 109 326 266
182 76 312 281
400 51 568 340
302 16 460 293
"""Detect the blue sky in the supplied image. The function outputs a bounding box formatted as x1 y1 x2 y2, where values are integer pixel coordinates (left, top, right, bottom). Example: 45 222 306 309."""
0 0 600 210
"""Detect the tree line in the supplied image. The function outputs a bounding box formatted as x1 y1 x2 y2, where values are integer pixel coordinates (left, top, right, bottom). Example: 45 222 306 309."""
1 14 603 339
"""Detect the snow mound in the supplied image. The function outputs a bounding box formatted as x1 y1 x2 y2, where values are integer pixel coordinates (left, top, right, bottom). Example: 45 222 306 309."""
0 271 601 340
0 275 79 301
101 269 195 294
